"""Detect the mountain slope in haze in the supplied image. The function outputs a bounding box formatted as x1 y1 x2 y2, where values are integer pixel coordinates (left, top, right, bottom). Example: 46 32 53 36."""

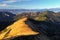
15 10 60 22
43 11 60 22
1 8 60 13
0 11 15 21
0 17 38 40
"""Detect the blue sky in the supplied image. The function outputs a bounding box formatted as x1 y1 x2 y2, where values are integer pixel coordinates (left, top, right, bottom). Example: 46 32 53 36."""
0 0 60 9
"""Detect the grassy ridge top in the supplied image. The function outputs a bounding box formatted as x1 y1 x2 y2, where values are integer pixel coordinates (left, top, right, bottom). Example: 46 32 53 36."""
0 17 38 40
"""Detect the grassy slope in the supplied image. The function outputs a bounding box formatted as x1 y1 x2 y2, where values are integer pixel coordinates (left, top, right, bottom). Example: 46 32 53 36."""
0 17 38 40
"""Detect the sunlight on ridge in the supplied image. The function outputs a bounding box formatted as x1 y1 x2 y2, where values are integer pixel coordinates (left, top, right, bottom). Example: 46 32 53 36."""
0 17 39 40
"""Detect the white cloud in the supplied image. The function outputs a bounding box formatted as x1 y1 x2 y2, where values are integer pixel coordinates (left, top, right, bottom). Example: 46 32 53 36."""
0 4 7 6
19 0 31 1
3 0 16 3
0 0 31 7
3 0 31 3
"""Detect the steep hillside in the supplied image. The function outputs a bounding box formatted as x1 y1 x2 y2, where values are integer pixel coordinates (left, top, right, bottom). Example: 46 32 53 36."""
0 17 38 40
0 11 15 31
14 11 60 40
0 11 15 21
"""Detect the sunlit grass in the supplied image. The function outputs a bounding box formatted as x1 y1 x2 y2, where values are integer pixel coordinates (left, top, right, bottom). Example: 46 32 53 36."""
0 17 38 40
34 14 47 21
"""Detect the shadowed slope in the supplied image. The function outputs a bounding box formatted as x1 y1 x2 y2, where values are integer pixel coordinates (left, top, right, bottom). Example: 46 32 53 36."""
0 11 15 31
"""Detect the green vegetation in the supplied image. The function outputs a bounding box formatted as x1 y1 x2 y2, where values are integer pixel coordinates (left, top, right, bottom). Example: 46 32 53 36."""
34 14 47 21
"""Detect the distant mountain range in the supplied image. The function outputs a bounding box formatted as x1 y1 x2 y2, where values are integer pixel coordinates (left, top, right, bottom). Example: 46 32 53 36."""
0 8 60 13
